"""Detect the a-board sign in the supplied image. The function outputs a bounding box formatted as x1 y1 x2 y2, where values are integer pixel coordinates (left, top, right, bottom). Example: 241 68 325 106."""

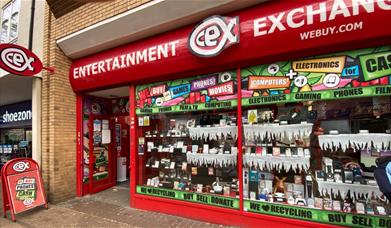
1 158 47 221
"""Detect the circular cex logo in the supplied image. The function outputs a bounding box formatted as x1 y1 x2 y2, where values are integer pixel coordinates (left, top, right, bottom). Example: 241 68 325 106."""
0 43 43 76
13 161 30 172
188 16 240 57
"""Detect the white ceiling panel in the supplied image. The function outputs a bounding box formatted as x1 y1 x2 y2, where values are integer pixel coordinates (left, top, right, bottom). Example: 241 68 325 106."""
87 86 129 98
0 75 32 106
57 0 267 59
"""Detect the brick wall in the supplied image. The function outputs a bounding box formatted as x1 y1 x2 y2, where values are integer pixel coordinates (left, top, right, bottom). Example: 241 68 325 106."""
42 0 150 203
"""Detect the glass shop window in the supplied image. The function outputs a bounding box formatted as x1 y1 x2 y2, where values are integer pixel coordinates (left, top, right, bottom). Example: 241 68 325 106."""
1 0 20 43
242 96 391 216
136 70 240 208
137 110 239 198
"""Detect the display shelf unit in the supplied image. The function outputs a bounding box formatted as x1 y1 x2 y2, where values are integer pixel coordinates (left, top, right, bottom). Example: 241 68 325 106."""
186 153 237 166
243 154 310 172
188 126 238 140
318 133 391 150
317 181 383 198
243 123 313 140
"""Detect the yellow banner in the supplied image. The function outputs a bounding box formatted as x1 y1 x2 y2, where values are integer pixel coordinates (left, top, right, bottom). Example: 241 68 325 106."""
292 56 345 73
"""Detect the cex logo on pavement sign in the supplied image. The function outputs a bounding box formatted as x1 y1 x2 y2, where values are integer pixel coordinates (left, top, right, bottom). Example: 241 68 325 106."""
0 43 43 76
188 16 240 57
12 161 30 172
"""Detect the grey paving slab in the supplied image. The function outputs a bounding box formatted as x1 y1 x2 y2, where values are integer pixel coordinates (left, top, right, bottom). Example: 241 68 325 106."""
0 185 230 228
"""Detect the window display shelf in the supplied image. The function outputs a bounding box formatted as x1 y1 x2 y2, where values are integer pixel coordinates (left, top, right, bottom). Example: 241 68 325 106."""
243 123 313 141
153 151 175 153
318 133 391 150
186 152 237 166
188 126 238 140
139 112 239 200
145 135 189 139
317 181 383 199
243 154 310 172
244 144 309 148
146 146 188 153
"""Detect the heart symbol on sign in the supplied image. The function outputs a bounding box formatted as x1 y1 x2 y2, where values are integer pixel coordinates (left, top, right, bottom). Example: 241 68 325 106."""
147 188 152 194
262 204 270 212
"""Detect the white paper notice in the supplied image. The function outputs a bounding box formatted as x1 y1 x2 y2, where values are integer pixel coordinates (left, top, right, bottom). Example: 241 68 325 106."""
102 130 111 144
102 120 109 130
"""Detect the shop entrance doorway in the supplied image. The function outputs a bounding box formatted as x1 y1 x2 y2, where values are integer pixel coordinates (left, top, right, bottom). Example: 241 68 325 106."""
88 114 115 193
80 86 131 196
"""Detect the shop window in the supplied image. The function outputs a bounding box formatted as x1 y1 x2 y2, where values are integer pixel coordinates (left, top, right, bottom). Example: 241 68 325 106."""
1 6 10 43
25 129 32 142
241 46 391 224
242 98 391 213
0 128 31 167
9 10 18 40
1 0 20 43
136 71 240 209
132 45 391 223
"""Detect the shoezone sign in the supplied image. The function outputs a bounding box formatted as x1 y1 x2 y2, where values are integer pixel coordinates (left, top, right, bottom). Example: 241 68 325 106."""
1 158 48 221
0 43 43 76
188 16 239 57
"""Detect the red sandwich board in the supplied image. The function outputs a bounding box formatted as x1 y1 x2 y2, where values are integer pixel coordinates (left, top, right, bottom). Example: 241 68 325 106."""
1 158 48 221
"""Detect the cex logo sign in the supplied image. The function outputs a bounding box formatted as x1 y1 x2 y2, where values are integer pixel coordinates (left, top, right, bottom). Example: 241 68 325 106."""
12 161 30 172
188 16 240 57
0 44 43 76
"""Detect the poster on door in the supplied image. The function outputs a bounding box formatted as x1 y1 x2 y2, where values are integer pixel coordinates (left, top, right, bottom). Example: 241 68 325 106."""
7 172 45 213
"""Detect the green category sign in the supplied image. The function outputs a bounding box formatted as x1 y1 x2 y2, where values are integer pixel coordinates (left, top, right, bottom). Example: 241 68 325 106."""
241 46 391 108
242 85 391 106
136 46 391 114
136 100 237 115
244 200 391 228
360 51 391 81
136 186 239 210
136 70 237 114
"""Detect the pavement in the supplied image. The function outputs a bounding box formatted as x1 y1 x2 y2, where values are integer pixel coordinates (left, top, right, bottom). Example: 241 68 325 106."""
0 184 227 228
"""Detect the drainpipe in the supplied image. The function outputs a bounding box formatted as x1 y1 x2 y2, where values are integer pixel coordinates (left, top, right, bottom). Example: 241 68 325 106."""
28 0 35 50
29 0 42 171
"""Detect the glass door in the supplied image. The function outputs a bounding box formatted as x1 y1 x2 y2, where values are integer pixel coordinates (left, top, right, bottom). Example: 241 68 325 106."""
89 115 115 193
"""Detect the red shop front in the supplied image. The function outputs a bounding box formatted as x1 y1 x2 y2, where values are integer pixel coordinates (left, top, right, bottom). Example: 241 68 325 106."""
70 1 391 227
